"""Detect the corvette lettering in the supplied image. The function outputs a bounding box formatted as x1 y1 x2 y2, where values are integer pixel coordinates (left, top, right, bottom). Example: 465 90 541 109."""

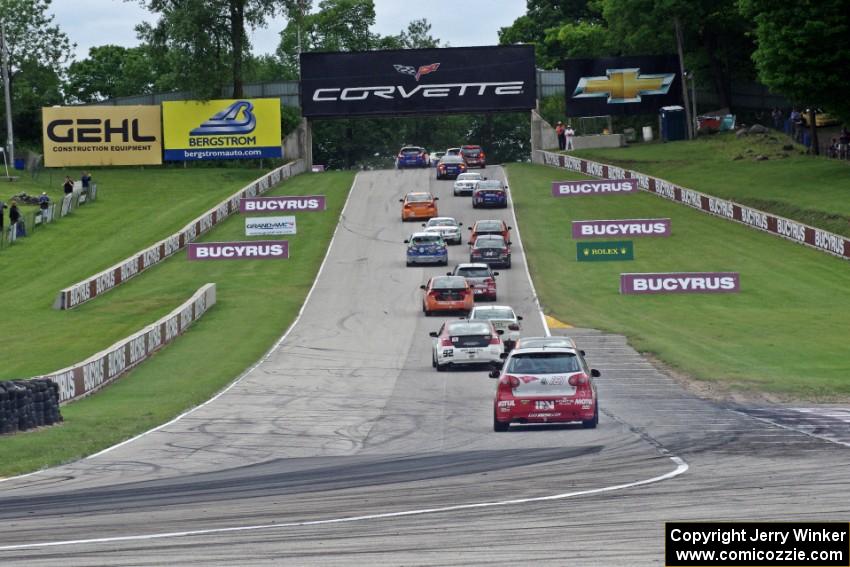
552 179 637 196
312 81 525 102
620 272 740 295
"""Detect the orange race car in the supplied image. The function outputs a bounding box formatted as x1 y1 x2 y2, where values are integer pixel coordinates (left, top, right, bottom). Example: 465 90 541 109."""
468 219 511 245
400 192 439 221
421 276 474 316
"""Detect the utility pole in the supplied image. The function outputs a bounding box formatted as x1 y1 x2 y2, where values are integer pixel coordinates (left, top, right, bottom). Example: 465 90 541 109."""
673 17 693 140
0 22 14 165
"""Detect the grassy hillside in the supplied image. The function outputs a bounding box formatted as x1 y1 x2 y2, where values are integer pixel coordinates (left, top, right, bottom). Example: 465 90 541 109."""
572 133 850 237
507 162 850 400
0 169 353 477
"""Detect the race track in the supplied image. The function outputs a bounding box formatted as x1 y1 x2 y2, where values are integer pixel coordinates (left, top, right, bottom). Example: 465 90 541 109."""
1 166 847 566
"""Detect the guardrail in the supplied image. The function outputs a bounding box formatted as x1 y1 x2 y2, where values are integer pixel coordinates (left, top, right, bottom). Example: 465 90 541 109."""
35 284 216 404
536 150 849 261
55 160 305 309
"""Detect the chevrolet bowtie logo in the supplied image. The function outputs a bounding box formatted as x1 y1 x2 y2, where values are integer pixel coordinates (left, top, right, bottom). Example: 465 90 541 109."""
573 68 675 103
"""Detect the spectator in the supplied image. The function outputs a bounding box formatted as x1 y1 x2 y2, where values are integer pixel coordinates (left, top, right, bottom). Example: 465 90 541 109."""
9 199 24 237
565 123 576 151
839 127 850 159
0 199 5 235
63 176 74 195
555 121 566 151
771 107 783 130
38 192 50 222
81 171 91 191
790 109 803 142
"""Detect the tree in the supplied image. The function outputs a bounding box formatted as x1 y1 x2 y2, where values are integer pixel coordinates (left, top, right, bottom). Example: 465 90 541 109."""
740 0 850 134
135 0 282 98
65 45 160 102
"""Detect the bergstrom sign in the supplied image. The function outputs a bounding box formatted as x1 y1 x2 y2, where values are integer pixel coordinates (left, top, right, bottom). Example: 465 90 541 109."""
300 45 536 117
620 272 739 295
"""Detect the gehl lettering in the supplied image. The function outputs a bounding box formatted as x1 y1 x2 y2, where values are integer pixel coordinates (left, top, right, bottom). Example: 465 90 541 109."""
47 118 156 143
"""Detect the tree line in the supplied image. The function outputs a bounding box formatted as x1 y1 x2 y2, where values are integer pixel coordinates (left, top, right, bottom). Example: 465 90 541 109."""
1 0 845 165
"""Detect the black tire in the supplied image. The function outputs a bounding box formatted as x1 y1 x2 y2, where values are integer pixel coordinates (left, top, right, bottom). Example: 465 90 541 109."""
493 414 509 432
432 351 437 368
472 202 479 209
505 260 512 269
406 260 412 267
436 361 448 372
582 404 599 429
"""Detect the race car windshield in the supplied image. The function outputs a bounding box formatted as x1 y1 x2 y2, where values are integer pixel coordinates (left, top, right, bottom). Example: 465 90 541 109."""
477 222 503 231
475 239 505 249
447 322 491 335
441 156 464 163
519 339 574 349
457 268 491 277
402 148 423 154
412 235 443 244
432 277 467 289
457 173 482 181
462 147 481 155
474 308 514 320
477 181 503 190
428 219 455 227
407 194 432 203
507 353 580 374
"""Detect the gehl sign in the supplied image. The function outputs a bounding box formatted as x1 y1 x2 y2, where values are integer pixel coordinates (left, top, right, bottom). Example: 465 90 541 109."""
300 45 537 117
42 106 163 166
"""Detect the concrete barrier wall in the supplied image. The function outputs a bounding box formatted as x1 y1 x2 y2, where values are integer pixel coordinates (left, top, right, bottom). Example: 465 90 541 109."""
38 284 217 404
537 150 850 261
55 160 306 309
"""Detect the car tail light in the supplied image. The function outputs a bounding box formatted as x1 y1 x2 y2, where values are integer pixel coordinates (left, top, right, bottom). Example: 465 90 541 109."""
568 373 589 386
485 277 495 287
479 152 485 158
504 375 520 388
429 291 440 298
489 336 501 345
441 337 453 347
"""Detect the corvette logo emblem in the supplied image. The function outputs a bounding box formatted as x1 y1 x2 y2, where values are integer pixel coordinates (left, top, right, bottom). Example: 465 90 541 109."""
394 63 440 82
573 68 675 104
190 100 257 136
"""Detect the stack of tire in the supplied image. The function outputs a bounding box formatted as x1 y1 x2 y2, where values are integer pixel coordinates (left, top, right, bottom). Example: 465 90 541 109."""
0 379 62 435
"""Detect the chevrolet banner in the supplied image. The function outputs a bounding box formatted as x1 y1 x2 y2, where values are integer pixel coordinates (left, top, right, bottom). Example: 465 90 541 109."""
300 45 537 118
162 98 282 161
563 55 682 117
42 105 162 167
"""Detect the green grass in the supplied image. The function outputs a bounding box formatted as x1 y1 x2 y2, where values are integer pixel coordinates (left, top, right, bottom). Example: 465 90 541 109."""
507 163 850 400
572 133 850 236
1 167 274 377
0 170 353 477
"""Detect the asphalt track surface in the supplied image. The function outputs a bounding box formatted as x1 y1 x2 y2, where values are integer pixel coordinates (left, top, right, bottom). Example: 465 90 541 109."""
0 166 848 566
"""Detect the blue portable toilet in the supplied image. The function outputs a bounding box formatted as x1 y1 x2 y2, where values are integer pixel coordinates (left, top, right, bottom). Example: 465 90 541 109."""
660 106 686 142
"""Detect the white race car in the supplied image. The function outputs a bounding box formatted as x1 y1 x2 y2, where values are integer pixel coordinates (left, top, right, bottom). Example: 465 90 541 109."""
470 305 523 351
453 172 485 196
422 217 463 245
430 319 504 371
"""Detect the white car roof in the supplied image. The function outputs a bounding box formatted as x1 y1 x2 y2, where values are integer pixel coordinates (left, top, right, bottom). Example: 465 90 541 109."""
427 217 457 223
456 262 490 269
508 346 579 356
472 305 516 316
516 336 577 348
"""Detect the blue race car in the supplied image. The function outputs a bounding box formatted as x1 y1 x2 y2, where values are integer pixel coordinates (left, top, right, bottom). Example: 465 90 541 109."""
396 146 430 169
404 232 448 266
472 180 508 208
436 155 468 179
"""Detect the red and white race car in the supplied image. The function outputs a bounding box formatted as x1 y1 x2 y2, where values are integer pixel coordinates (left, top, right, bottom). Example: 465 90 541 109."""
491 345 600 431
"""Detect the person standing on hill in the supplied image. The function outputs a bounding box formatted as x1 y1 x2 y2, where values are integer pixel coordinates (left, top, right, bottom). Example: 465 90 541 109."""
9 200 23 237
555 121 566 150
81 171 91 192
38 192 50 222
565 124 576 151
63 176 74 196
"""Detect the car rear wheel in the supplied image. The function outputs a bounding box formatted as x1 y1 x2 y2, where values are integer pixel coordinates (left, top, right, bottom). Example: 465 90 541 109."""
436 361 448 372
431 351 437 368
423 305 431 316
493 413 509 432
582 405 599 429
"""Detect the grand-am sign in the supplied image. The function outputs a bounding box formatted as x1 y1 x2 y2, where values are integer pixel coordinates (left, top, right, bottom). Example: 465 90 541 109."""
552 179 637 196
245 216 296 236
572 219 671 238
300 45 536 117
620 272 739 295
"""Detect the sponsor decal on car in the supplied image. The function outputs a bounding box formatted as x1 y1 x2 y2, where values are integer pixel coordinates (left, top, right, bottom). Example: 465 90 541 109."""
534 400 556 410
498 400 515 408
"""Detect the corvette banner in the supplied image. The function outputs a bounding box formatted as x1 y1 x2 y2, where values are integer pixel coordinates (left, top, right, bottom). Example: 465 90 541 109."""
162 98 282 161
300 45 537 117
